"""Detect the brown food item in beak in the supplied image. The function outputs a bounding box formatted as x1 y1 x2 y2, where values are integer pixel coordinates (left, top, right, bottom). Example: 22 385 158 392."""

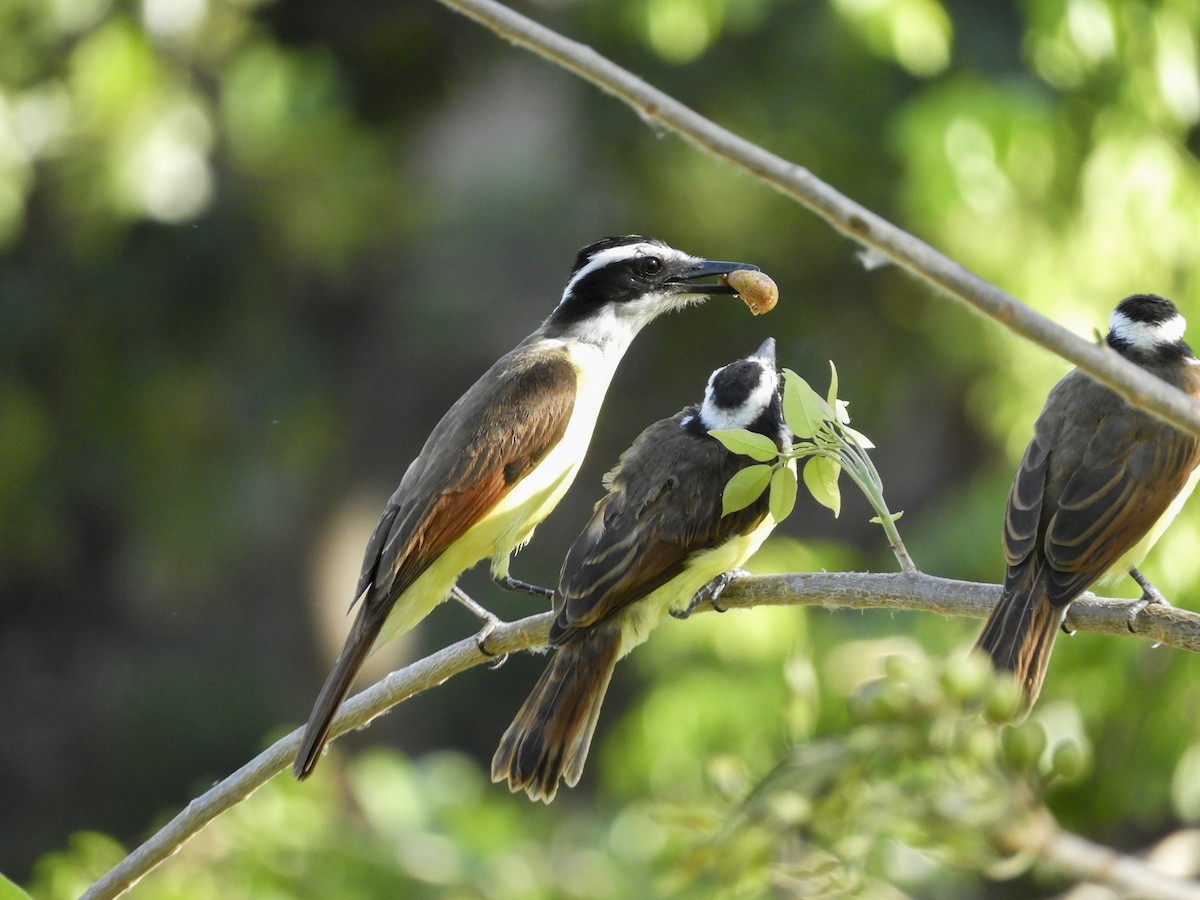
724 269 779 315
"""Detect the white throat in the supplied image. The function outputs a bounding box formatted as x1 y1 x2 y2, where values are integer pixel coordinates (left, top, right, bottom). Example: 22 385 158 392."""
555 291 701 358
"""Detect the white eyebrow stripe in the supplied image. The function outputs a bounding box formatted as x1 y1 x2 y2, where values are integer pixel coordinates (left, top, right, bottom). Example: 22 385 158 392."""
1109 310 1187 349
558 243 697 305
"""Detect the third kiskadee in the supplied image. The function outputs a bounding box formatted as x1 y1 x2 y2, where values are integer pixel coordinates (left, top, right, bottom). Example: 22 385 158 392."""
975 294 1200 714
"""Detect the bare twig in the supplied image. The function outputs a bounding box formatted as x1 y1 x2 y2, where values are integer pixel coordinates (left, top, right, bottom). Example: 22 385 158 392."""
1061 829 1200 899
1044 828 1200 900
431 0 1200 440
83 571 1200 899
998 812 1200 899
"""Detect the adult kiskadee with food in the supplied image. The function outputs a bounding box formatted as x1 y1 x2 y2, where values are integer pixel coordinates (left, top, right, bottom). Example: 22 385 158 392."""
975 294 1200 713
493 338 792 803
294 236 767 779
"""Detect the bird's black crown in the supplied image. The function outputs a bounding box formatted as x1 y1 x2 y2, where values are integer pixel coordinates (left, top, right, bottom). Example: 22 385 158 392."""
1115 294 1180 326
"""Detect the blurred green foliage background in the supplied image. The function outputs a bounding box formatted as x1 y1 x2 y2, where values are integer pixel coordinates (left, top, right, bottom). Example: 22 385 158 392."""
3 0 1200 896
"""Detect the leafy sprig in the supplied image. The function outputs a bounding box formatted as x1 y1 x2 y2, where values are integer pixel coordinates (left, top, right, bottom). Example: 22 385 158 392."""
710 362 915 573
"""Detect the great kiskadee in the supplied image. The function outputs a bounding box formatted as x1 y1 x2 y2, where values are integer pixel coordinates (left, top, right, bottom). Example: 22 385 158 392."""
492 338 792 803
975 294 1200 713
294 236 761 779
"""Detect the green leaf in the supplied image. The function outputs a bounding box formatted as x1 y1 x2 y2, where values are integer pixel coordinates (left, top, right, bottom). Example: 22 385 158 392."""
803 455 842 517
869 510 904 524
827 359 839 413
0 873 32 900
782 369 835 440
722 464 773 516
769 464 798 523
709 428 780 462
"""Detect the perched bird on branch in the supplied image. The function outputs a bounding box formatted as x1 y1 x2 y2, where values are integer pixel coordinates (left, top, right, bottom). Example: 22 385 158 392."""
975 294 1200 713
493 338 792 802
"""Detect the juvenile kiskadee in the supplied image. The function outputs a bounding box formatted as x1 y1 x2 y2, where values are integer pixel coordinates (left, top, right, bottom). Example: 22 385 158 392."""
294 236 761 780
975 294 1200 712
492 338 792 803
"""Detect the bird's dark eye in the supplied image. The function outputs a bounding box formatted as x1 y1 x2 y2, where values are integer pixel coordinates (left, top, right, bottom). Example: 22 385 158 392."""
636 256 663 277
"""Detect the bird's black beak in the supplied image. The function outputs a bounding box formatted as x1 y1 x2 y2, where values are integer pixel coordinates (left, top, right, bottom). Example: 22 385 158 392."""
753 337 776 363
668 259 760 295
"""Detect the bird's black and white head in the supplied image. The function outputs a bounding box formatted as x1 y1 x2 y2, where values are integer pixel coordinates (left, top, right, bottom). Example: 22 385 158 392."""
544 236 758 351
693 337 785 441
1106 294 1196 365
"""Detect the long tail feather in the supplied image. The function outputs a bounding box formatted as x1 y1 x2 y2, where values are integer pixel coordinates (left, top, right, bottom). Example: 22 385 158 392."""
975 577 1066 716
293 617 380 780
491 629 621 803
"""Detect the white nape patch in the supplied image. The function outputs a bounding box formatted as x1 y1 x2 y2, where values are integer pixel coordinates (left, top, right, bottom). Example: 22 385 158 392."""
699 364 779 431
559 242 698 306
1110 309 1187 350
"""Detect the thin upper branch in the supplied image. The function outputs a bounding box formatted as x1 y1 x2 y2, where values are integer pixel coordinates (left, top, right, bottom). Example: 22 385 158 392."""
82 571 1200 899
432 0 1200 440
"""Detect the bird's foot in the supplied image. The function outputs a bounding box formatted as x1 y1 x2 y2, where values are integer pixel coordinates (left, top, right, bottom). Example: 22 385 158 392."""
452 587 509 668
1126 567 1171 637
671 568 749 620
494 574 554 601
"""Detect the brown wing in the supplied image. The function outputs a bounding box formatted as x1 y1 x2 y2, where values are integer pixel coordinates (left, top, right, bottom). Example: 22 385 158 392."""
980 420 1059 687
1001 421 1053 572
1001 372 1200 607
359 343 577 625
294 342 578 779
1040 399 1199 605
980 369 1200 712
548 413 770 644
